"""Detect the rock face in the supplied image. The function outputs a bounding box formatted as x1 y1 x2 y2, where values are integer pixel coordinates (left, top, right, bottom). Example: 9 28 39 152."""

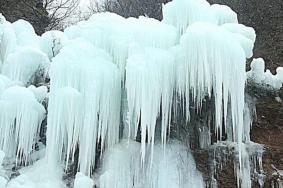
0 0 49 34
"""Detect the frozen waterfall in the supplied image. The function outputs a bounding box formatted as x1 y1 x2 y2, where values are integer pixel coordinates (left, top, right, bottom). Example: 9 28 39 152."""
0 0 281 187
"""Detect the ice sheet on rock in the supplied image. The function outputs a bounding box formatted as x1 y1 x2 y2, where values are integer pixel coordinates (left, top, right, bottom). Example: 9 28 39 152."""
46 39 121 175
247 58 283 90
99 140 204 188
126 47 175 161
6 159 65 188
74 172 94 188
0 86 46 163
2 47 50 85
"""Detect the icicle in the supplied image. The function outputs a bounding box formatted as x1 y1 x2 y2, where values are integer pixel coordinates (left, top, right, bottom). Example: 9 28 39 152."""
46 87 83 167
0 86 45 163
126 47 175 162
176 22 248 187
46 39 121 175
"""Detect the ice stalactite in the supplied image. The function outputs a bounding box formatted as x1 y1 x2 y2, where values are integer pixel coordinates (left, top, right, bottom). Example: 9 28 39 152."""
99 140 204 188
0 86 45 164
173 21 250 187
175 22 246 141
46 39 121 175
46 87 83 166
126 48 175 162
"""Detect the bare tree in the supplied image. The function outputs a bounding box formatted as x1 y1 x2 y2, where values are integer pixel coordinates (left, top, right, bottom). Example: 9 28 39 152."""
43 0 80 30
89 0 171 21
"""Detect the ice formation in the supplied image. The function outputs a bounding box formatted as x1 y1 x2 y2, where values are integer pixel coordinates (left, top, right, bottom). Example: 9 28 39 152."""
64 13 177 80
0 19 50 85
99 140 204 188
126 47 175 161
2 47 49 85
0 75 13 94
0 86 45 163
0 0 275 187
39 31 66 60
46 39 121 175
247 58 283 90
74 172 94 188
6 159 64 188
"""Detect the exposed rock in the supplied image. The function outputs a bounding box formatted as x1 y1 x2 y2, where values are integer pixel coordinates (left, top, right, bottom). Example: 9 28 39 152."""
0 0 49 34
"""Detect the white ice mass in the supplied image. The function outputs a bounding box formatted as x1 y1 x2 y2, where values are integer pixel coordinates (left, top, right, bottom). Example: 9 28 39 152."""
0 0 281 187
